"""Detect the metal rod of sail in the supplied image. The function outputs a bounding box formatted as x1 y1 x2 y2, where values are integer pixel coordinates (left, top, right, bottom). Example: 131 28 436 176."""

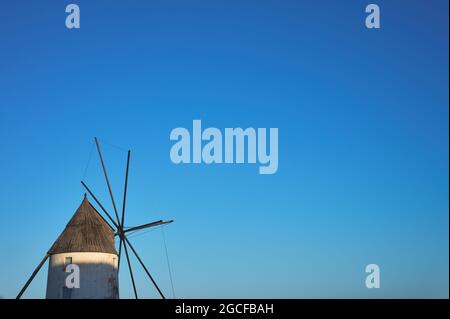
122 239 138 299
16 253 50 299
81 181 119 229
118 150 131 270
94 137 121 226
123 235 166 299
123 220 173 234
121 150 130 232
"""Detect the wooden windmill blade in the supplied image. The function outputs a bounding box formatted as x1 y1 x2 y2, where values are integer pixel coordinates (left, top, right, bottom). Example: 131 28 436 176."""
16 253 50 299
117 150 131 272
121 239 138 298
94 137 121 226
122 220 174 234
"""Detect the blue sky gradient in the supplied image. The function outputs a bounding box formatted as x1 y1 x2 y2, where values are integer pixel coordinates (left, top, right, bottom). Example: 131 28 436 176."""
0 0 448 298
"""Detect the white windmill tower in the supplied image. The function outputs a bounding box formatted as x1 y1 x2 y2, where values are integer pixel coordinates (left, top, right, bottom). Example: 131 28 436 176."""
16 138 174 299
45 195 119 299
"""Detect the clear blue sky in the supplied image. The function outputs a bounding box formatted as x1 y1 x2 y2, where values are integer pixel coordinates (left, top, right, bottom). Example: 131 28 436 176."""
0 0 448 298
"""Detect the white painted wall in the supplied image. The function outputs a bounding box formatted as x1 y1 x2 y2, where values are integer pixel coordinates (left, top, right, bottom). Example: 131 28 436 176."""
46 252 119 299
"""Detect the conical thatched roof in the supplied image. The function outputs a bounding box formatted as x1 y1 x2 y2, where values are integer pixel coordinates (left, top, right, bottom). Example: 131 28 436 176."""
48 196 117 255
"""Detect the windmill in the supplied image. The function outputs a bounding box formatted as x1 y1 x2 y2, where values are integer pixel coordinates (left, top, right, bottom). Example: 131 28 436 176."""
16 137 174 299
